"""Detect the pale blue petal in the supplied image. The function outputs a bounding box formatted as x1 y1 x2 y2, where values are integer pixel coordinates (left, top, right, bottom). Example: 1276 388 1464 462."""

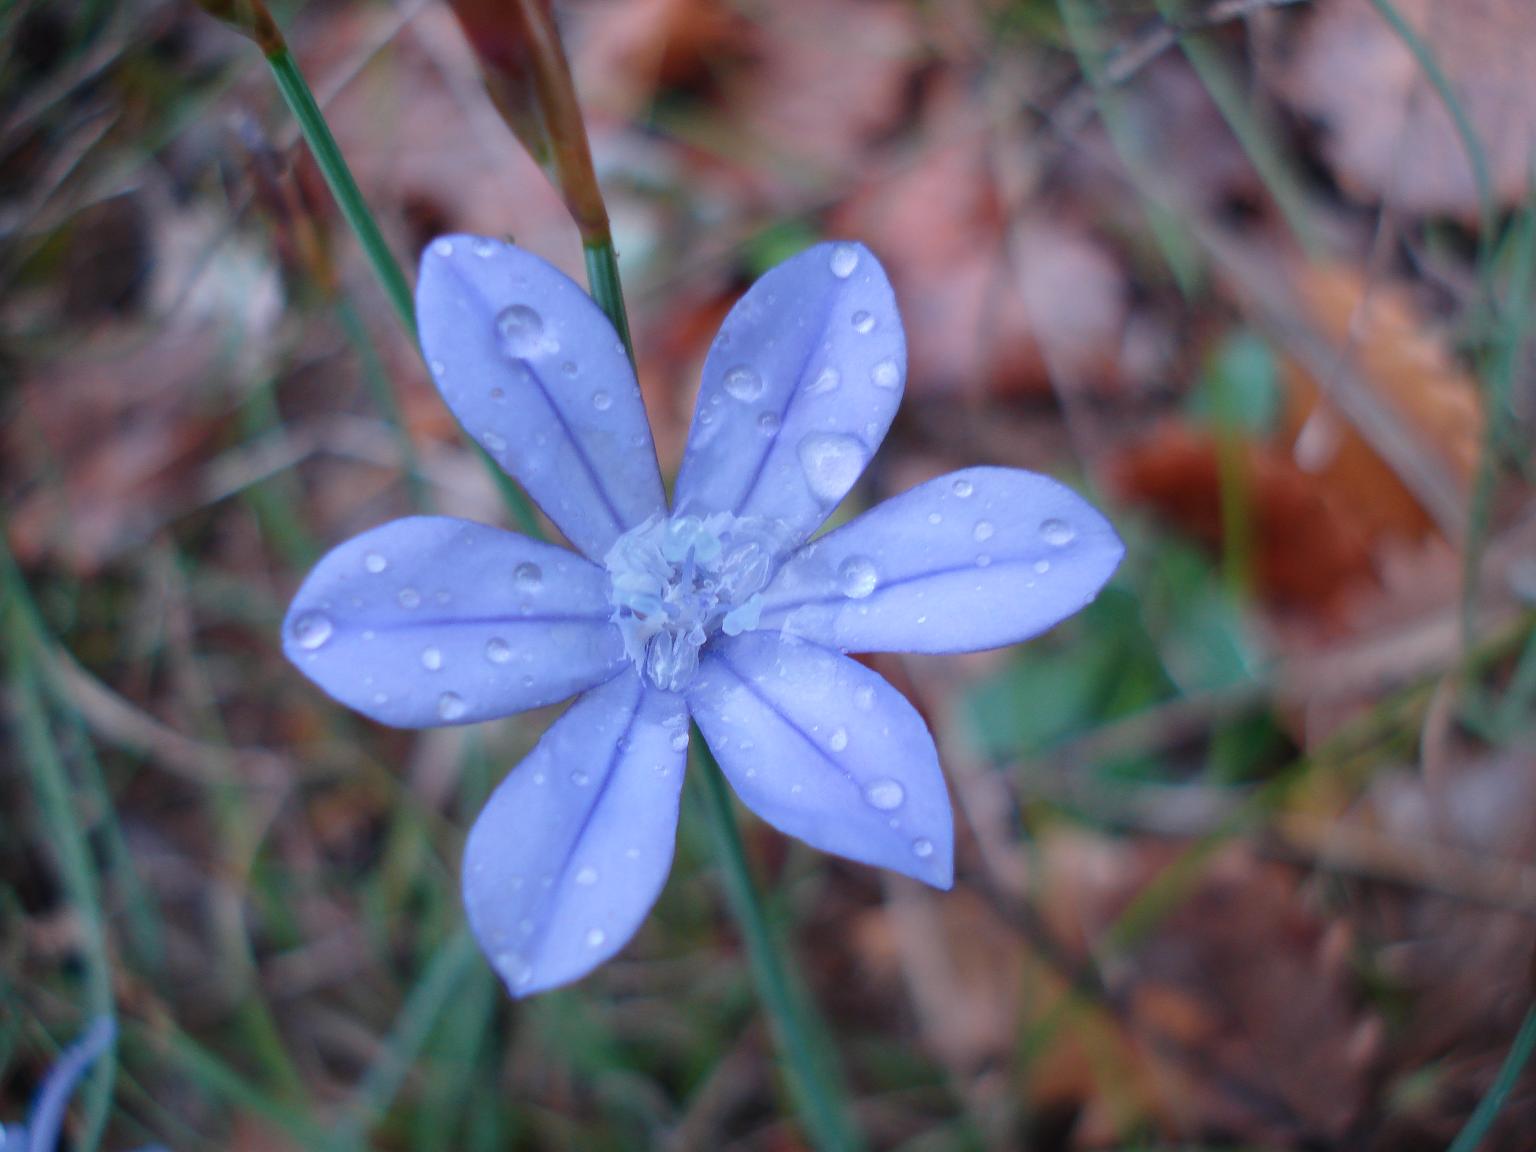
416 235 666 561
283 517 625 728
462 671 689 997
755 467 1123 653
674 242 905 551
688 633 952 887
24 1016 115 1152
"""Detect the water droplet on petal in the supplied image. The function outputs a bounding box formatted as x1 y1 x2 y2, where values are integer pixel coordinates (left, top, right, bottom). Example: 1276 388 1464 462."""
437 692 467 721
571 769 591 787
585 928 606 949
592 390 612 411
723 365 764 402
854 684 876 710
483 431 507 453
575 866 598 886
496 303 546 357
830 244 860 278
757 411 780 435
806 366 841 395
1040 518 1076 546
432 238 454 257
420 646 444 671
871 358 900 388
863 778 906 810
398 587 422 609
486 637 512 664
514 562 543 592
561 361 578 377
471 237 496 258
851 310 875 334
976 554 993 568
797 433 865 502
912 838 934 859
952 478 974 498
670 732 689 752
829 727 848 752
429 359 446 378
364 551 388 573
973 520 995 542
927 512 942 525
837 555 878 599
1034 559 1051 575
292 611 332 650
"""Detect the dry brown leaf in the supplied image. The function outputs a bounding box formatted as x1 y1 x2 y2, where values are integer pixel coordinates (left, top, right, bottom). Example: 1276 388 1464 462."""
1283 0 1536 217
1112 422 1377 618
1279 261 1482 541
1032 830 1378 1145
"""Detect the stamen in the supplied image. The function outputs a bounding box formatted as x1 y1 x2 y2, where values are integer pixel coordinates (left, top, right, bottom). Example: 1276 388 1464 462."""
604 513 783 691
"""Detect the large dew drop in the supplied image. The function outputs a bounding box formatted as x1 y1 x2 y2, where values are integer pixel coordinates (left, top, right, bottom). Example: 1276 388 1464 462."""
291 611 332 650
837 555 878 599
1040 518 1076 546
723 365 764 402
829 245 860 278
363 551 388 574
797 433 865 503
863 778 906 811
437 692 468 721
496 304 546 358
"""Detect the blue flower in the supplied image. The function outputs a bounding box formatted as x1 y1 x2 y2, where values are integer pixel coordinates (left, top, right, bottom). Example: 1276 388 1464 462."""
283 237 1123 996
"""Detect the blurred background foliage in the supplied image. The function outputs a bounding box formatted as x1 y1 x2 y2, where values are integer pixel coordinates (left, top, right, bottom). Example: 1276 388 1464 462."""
4 0 1536 1148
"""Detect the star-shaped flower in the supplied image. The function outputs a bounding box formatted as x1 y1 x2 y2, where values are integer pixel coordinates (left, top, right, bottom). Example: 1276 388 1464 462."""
283 236 1123 996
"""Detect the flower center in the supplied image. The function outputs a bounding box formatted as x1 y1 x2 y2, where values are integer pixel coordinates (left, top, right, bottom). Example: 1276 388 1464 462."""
604 513 782 692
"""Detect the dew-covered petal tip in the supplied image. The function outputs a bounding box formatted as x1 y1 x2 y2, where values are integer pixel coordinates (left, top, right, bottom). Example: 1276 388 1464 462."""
282 517 626 728
674 242 906 551
755 466 1123 653
416 235 666 561
462 671 689 996
688 633 952 887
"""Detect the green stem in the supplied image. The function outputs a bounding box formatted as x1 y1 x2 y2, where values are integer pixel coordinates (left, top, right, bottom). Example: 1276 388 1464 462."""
261 43 543 537
584 240 634 364
689 738 864 1152
266 48 415 339
1448 1003 1536 1152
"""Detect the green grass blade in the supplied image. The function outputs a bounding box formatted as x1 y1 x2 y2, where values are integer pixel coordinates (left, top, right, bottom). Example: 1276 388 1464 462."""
1448 1003 1536 1152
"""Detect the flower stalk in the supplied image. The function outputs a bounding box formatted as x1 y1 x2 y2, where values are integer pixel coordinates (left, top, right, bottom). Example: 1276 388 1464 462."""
689 739 865 1152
